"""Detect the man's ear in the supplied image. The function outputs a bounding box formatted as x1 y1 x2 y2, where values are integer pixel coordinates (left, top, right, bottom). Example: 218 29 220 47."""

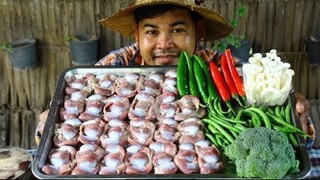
133 24 139 43
197 19 206 41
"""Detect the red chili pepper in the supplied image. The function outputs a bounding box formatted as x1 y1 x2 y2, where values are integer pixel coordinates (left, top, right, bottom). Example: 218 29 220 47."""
225 49 246 97
209 60 231 102
220 54 238 98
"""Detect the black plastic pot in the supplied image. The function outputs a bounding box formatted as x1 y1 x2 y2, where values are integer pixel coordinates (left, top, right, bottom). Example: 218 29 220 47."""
8 38 38 70
228 40 251 63
69 36 99 65
305 36 320 65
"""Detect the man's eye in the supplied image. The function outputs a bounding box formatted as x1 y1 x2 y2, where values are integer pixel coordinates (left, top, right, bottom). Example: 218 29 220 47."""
173 28 185 33
146 30 157 35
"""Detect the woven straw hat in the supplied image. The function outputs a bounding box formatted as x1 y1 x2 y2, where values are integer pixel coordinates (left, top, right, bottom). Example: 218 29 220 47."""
99 0 233 41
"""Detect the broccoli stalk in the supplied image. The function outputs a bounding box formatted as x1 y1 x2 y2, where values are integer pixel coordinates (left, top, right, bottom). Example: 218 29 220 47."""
224 127 300 179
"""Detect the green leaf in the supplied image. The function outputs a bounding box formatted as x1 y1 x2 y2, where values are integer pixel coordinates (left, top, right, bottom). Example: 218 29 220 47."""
66 35 74 42
0 43 13 53
238 5 247 17
212 3 247 51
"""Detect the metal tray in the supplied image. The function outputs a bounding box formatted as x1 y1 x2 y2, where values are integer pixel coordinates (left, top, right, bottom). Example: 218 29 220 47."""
32 66 311 179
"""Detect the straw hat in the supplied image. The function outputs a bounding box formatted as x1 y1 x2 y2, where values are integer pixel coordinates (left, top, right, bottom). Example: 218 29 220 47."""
99 0 233 41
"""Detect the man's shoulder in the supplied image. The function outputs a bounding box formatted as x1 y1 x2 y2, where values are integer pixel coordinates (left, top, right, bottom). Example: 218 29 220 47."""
96 43 139 66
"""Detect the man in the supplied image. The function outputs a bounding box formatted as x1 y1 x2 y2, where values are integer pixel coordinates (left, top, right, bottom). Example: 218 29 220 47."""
37 0 315 174
96 0 232 66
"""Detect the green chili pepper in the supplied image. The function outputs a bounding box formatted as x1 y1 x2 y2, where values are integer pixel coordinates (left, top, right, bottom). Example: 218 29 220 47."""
183 52 199 97
193 59 209 104
193 55 218 99
177 52 189 97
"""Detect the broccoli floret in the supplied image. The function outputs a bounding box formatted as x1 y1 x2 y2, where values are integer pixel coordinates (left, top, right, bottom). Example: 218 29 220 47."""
224 127 300 179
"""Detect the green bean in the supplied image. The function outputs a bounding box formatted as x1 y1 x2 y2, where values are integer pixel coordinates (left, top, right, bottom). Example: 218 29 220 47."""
251 111 261 127
202 118 235 143
267 106 275 115
203 118 241 134
217 97 235 116
285 100 292 123
275 106 285 122
245 107 271 128
229 129 239 139
214 96 233 116
208 124 219 134
280 105 285 118
234 123 247 132
273 126 297 133
209 112 246 124
212 96 225 117
266 111 308 136
288 133 299 147
243 109 261 127
216 133 230 147
215 134 223 147
235 109 243 121
205 132 218 146
207 96 218 115
211 115 235 127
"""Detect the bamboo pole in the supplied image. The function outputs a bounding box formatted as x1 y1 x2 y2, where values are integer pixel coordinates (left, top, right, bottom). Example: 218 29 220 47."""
0 110 9 145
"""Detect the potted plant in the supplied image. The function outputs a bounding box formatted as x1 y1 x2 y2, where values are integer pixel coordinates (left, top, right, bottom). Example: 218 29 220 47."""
305 35 320 65
1 38 38 70
67 35 99 65
212 4 251 62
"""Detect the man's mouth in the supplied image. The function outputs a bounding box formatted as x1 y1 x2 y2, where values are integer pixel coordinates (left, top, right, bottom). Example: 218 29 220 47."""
155 55 178 58
154 55 179 65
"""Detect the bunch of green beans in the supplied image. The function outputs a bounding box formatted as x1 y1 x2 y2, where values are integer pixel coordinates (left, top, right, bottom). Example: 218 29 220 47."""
203 97 309 148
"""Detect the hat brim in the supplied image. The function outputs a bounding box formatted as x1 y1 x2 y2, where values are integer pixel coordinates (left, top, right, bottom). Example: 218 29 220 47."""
99 1 233 41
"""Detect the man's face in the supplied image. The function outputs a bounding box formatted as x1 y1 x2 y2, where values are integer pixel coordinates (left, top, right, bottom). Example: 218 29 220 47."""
135 9 197 65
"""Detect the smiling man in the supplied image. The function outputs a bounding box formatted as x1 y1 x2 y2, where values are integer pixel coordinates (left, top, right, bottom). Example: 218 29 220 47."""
135 7 197 65
96 0 232 66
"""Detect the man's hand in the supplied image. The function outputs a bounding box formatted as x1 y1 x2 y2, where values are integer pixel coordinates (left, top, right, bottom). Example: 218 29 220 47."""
38 109 50 136
294 92 310 134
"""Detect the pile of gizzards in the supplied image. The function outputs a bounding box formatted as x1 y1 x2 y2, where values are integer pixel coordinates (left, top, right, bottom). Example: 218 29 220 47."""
176 49 309 149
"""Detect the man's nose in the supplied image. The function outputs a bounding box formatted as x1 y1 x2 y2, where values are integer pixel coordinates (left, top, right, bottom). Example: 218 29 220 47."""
157 33 174 49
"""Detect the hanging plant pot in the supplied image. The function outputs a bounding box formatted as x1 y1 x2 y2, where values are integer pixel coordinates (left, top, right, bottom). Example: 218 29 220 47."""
305 36 320 65
228 40 251 63
5 38 38 70
69 35 99 65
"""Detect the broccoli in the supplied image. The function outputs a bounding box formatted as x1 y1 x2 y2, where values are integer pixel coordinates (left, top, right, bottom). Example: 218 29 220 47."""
224 127 300 179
